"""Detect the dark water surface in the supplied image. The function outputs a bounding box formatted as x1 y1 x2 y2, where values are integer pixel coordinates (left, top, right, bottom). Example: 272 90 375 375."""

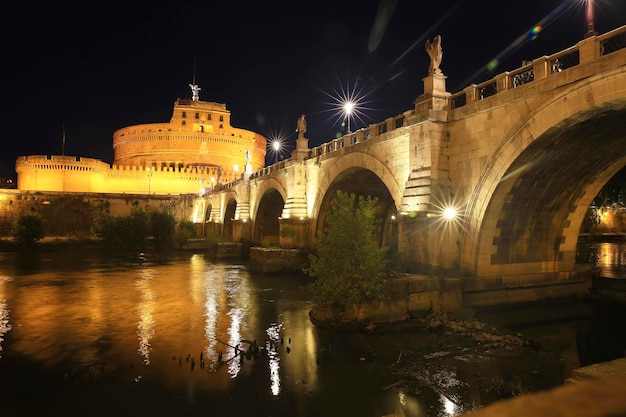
0 250 402 417
0 248 624 417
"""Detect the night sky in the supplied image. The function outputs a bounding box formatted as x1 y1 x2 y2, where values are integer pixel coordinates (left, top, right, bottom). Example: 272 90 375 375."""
2 0 625 177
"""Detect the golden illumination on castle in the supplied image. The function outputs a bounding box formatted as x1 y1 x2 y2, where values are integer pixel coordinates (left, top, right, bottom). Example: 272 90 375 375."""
15 84 267 195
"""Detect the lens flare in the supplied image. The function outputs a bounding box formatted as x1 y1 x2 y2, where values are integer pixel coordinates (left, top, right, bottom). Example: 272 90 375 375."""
313 73 377 137
454 0 574 90
529 25 543 40
486 59 499 71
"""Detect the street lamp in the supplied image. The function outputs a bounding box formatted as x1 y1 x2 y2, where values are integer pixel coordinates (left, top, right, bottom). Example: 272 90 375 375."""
343 101 354 133
273 140 281 164
147 167 153 195
585 0 596 37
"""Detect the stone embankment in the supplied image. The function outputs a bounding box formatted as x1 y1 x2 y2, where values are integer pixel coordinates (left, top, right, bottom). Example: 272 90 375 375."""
420 312 534 352
460 371 626 417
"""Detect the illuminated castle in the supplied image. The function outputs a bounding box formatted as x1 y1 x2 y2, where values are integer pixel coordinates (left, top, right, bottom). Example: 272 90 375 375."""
15 84 267 195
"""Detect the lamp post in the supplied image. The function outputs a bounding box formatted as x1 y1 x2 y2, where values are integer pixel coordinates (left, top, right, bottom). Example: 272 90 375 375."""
147 168 153 195
273 140 281 164
343 101 354 133
585 0 596 37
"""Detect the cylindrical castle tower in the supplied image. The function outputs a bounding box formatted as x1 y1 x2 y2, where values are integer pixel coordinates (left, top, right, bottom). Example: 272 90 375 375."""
113 98 266 183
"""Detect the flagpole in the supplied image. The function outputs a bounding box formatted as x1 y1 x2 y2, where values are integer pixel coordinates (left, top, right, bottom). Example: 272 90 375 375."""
62 124 66 156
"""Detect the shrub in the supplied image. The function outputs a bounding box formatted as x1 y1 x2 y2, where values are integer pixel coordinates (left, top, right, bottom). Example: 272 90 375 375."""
307 190 388 308
174 220 197 249
11 213 44 246
150 209 176 248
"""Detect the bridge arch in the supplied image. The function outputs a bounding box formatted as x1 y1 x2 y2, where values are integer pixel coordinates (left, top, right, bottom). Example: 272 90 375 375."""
252 177 288 219
252 178 288 245
465 69 626 277
313 152 404 219
221 191 239 241
313 154 400 250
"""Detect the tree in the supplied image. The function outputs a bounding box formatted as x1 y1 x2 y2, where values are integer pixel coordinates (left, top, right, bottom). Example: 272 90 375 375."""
12 213 44 246
307 190 388 308
174 220 197 249
150 209 176 248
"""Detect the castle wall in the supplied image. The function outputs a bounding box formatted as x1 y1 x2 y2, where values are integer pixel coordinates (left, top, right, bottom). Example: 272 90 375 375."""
0 190 194 237
15 155 223 195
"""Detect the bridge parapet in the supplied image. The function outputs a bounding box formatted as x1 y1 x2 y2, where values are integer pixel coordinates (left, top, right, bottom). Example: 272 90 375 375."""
451 25 626 110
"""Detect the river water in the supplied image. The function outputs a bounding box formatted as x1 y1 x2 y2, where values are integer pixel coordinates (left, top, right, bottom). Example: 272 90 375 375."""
0 245 624 417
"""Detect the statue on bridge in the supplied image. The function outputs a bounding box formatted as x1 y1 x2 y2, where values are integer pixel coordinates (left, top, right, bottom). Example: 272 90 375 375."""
425 35 443 75
296 114 307 138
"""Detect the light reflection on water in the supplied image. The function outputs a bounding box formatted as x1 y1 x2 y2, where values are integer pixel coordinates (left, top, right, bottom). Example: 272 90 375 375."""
0 275 12 358
2 247 622 417
135 269 155 365
595 242 626 278
0 251 351 416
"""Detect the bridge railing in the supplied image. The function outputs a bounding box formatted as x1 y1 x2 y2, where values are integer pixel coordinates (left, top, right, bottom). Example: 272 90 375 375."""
451 25 626 110
303 114 406 161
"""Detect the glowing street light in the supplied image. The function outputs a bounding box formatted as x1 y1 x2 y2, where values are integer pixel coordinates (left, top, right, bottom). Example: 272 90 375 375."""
273 140 282 164
443 207 457 220
343 101 354 133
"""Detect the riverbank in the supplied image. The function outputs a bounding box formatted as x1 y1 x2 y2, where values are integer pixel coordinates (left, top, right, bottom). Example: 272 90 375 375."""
344 295 626 415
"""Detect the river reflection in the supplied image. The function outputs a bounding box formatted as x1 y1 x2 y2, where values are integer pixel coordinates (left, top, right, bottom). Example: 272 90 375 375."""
0 251 394 417
0 248 623 417
595 241 626 278
0 275 12 358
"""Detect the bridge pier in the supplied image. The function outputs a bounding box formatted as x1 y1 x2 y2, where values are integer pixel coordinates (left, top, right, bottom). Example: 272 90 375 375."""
232 219 252 244
278 218 311 249
397 214 460 273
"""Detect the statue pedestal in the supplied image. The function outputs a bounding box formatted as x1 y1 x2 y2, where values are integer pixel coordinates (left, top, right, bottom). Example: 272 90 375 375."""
416 73 450 114
423 73 447 96
292 136 309 161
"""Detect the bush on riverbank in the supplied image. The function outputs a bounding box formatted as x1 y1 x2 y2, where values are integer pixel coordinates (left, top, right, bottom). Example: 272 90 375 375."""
11 213 44 248
306 191 389 310
93 207 177 249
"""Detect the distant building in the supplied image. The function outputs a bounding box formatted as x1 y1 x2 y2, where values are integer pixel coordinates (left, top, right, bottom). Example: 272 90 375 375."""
16 91 267 195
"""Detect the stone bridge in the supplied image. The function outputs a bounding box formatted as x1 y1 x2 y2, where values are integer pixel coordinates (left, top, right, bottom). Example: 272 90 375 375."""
194 27 626 305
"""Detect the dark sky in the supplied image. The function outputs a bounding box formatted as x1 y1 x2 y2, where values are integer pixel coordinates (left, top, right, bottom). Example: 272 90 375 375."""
2 0 625 176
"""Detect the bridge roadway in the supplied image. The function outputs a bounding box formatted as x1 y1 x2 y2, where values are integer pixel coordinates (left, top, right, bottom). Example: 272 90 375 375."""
195 26 626 306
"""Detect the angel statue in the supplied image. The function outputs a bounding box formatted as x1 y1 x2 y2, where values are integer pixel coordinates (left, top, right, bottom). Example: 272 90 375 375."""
189 83 201 101
296 114 307 138
425 35 443 75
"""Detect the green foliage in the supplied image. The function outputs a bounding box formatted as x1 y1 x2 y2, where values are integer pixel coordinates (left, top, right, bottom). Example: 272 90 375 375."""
174 220 197 249
93 207 175 249
11 213 44 246
307 190 389 308
150 209 176 248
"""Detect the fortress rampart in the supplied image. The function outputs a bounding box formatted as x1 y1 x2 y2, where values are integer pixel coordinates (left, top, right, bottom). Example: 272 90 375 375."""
16 155 223 194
